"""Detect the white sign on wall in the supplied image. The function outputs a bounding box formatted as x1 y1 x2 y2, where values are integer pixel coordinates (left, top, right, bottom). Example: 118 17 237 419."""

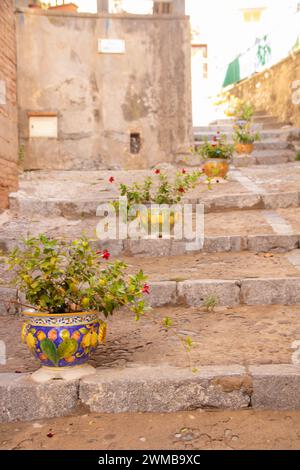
98 39 126 54
0 80 6 105
29 116 58 138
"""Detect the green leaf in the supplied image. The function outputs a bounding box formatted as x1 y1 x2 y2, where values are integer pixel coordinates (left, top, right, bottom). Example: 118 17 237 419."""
79 328 88 335
40 339 59 366
57 338 78 359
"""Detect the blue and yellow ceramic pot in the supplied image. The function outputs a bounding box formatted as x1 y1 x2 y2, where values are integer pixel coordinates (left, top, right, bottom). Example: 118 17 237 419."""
21 311 107 368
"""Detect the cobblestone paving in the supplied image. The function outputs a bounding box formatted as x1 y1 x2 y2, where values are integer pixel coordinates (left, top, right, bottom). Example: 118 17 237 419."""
1 305 300 373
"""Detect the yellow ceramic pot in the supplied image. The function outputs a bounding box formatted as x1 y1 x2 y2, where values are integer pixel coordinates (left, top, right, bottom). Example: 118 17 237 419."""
141 208 180 235
235 143 254 155
202 159 229 178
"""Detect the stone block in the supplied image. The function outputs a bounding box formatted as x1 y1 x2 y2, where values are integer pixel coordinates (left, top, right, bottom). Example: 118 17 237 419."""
147 281 177 307
247 235 299 252
232 155 253 167
124 239 172 257
241 277 300 305
177 279 241 307
205 194 262 212
250 365 300 409
0 373 79 422
262 192 299 210
80 365 250 413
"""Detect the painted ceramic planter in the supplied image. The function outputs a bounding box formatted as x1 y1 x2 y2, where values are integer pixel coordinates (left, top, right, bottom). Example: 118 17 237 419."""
202 159 230 178
21 311 106 369
235 143 254 155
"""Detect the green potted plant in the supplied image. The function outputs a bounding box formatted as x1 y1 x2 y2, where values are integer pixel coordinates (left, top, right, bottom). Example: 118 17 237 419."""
197 133 234 178
233 122 261 155
7 235 148 382
111 169 203 235
233 101 254 123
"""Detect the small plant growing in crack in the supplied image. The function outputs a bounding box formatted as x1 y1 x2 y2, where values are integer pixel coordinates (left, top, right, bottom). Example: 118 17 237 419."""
203 295 219 312
295 150 300 161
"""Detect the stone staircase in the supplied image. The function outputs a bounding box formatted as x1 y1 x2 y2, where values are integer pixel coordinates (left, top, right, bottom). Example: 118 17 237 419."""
2 116 300 421
189 112 299 168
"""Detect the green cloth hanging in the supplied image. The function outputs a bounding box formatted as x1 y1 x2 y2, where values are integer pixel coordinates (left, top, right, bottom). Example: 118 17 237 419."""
223 57 241 88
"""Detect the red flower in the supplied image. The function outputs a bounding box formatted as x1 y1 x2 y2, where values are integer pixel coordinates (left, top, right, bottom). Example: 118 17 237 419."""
47 432 54 438
108 176 115 183
142 284 150 295
101 250 110 260
181 169 186 174
178 187 185 193
154 169 160 174
212 142 217 147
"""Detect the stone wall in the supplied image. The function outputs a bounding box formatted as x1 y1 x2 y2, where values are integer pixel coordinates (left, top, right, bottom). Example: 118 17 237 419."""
16 9 192 170
0 0 18 211
228 50 300 127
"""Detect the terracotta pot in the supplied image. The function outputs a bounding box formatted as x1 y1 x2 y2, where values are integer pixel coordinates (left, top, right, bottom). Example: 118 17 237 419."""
202 159 229 178
48 3 78 12
235 143 254 155
22 310 106 369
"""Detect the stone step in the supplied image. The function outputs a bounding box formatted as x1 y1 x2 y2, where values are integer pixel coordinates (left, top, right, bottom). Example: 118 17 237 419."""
80 364 300 413
147 276 300 308
5 189 300 219
233 150 296 167
3 363 300 421
178 149 296 167
194 141 292 151
3 252 300 309
211 115 280 125
7 164 300 218
2 301 300 420
3 204 299 258
3 304 299 374
193 123 264 133
194 130 294 142
0 233 299 265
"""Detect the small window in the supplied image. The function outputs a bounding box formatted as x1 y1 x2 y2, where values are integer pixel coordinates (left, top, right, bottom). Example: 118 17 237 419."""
29 114 58 138
153 1 172 15
130 132 142 154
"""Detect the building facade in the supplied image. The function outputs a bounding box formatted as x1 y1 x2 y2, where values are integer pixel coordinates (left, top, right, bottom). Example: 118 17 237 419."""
15 0 192 170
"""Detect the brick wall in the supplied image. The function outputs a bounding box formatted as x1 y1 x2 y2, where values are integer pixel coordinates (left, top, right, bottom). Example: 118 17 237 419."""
0 0 18 211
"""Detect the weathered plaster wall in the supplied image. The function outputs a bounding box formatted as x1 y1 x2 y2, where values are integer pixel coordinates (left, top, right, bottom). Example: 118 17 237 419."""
228 50 300 128
0 0 18 211
16 9 192 170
